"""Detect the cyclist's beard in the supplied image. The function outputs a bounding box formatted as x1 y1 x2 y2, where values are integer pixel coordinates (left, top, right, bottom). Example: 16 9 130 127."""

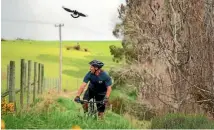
90 67 95 74
90 69 99 75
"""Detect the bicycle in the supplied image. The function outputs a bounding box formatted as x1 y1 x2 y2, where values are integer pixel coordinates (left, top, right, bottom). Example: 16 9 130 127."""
76 97 105 119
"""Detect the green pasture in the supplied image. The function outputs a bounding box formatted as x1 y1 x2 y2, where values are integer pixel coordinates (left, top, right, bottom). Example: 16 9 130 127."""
1 40 122 92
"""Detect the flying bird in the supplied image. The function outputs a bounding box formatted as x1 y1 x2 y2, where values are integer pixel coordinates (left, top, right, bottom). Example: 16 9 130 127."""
62 6 88 18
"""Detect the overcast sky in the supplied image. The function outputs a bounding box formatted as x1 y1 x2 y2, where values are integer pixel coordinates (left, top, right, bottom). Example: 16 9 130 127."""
1 0 124 41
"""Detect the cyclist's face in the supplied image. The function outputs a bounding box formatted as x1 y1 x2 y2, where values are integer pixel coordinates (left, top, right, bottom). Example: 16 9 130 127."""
90 66 98 73
90 66 95 73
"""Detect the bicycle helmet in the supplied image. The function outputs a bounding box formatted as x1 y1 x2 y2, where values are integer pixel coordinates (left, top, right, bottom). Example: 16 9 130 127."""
89 60 104 69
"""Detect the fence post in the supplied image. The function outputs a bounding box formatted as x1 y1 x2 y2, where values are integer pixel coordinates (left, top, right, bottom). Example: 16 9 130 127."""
41 64 44 94
20 59 25 109
27 60 32 107
33 62 37 103
9 61 15 106
24 62 27 92
7 65 10 91
38 63 41 94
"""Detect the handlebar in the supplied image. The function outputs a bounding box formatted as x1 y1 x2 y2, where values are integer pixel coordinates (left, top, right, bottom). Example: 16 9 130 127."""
76 99 105 104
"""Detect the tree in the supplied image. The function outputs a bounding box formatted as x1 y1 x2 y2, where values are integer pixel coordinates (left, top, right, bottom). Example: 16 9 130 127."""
110 0 214 118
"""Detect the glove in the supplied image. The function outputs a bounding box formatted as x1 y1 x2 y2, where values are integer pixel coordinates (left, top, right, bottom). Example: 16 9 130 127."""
74 96 80 103
103 96 109 104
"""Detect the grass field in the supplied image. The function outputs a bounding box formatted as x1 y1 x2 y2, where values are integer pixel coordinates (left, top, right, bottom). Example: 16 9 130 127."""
1 40 122 92
2 95 135 129
1 41 147 129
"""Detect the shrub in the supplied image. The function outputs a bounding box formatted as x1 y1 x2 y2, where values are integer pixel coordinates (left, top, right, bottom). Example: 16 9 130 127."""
151 113 214 129
84 48 88 52
73 43 80 50
73 45 80 50
126 101 156 121
1 38 6 41
110 97 127 115
65 46 72 50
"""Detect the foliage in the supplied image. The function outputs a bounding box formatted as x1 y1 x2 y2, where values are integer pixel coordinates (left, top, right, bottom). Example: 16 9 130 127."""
151 113 214 129
111 0 214 117
1 97 134 129
110 97 126 114
1 98 15 114
109 87 156 121
127 101 156 121
73 44 80 50
109 45 124 63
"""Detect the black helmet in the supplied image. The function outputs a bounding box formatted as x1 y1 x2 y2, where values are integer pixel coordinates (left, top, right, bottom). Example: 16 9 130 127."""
89 60 104 69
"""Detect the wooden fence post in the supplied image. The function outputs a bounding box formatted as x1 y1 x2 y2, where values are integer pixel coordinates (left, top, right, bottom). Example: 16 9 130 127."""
33 62 37 103
9 61 15 103
20 59 25 109
41 64 44 94
27 60 32 107
7 65 10 91
38 63 41 94
24 62 27 92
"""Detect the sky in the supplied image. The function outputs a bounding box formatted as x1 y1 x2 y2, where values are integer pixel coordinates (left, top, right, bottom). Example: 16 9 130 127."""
1 0 125 41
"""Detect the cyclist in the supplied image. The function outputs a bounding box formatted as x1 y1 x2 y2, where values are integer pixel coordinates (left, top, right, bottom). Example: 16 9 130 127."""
74 60 112 120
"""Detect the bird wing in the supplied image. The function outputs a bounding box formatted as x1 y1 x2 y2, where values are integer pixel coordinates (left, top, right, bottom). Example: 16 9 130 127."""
62 6 74 13
78 12 88 17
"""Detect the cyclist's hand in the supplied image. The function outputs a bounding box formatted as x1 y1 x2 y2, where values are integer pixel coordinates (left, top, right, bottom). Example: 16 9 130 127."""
104 97 109 104
74 96 80 103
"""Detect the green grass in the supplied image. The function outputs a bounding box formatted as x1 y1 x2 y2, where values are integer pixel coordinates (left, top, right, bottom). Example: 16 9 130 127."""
111 86 137 101
1 40 122 92
2 97 133 129
1 40 148 129
151 113 214 129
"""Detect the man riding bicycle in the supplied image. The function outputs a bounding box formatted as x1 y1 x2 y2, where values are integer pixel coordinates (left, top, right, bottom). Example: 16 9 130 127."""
74 60 112 120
